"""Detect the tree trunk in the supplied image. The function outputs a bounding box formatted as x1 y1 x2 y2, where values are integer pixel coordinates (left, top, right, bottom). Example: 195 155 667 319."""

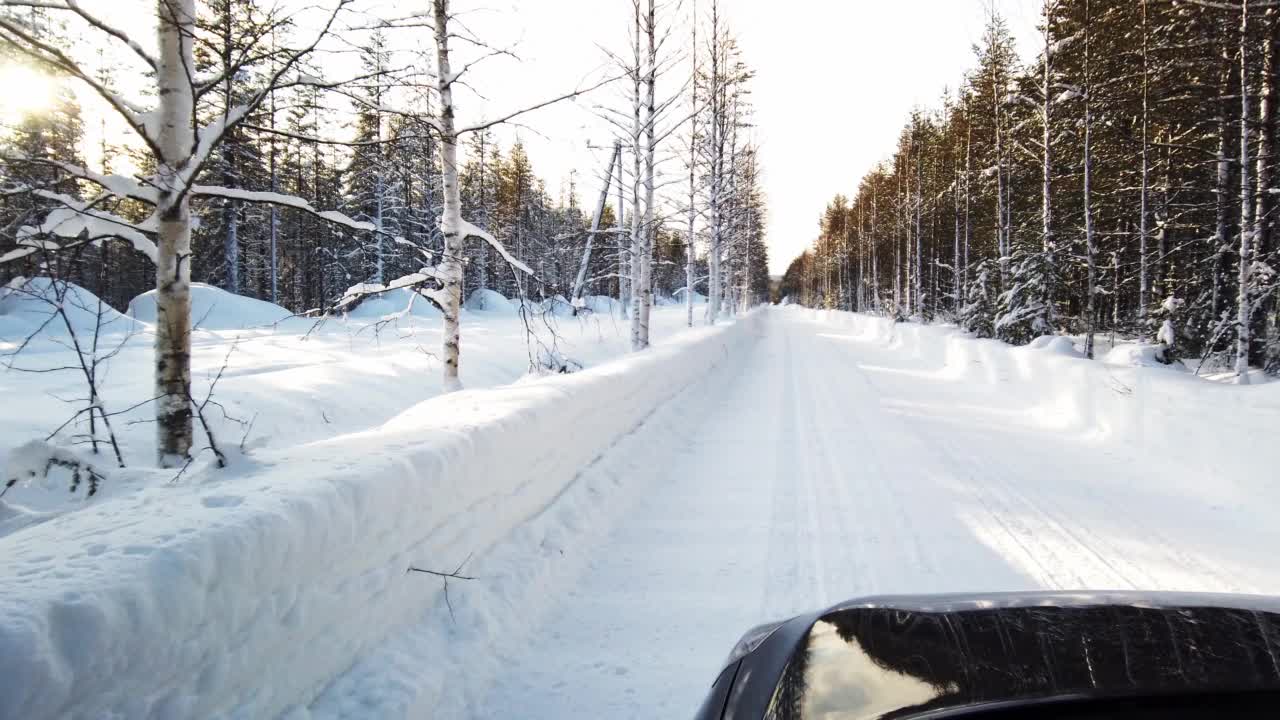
636 0 657 348
991 41 1009 282
1041 2 1054 256
616 147 629 316
1237 0 1255 383
1083 0 1097 359
154 0 197 466
433 0 465 392
1250 8 1279 365
1214 72 1233 324
628 0 645 346
572 142 619 301
1138 0 1151 330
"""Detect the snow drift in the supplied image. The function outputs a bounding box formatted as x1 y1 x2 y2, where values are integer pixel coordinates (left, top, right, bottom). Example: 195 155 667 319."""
0 309 764 720
0 277 141 339
342 287 443 322
128 282 294 330
463 288 516 314
801 308 1280 492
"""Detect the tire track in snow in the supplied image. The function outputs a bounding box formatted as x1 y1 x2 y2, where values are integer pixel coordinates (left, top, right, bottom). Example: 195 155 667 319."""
832 325 1091 591
824 315 1247 595
762 327 805 618
789 318 865 606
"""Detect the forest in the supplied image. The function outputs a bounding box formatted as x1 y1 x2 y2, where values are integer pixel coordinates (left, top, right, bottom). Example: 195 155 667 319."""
0 0 769 468
779 0 1280 381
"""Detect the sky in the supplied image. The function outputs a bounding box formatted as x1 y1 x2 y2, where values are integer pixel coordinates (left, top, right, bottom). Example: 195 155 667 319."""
10 0 1041 275
455 0 1043 275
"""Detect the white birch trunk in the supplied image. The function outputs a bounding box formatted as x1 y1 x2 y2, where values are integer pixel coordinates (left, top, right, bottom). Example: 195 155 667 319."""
154 0 197 466
636 0 657 349
628 0 645 347
706 3 724 324
572 142 619 301
433 0 465 392
616 156 630 317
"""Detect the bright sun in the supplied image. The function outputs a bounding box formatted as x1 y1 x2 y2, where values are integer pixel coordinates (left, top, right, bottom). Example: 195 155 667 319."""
0 63 58 125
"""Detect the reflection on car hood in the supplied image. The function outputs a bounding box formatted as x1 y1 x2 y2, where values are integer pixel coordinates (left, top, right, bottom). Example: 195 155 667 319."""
763 591 1280 719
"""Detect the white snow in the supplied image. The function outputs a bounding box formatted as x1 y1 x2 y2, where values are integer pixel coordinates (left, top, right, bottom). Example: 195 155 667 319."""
541 294 577 317
1103 342 1172 368
0 277 142 338
0 303 760 720
463 288 516 314
342 287 443 321
673 286 707 304
1 305 1278 719
463 308 1280 719
129 283 296 330
581 294 625 315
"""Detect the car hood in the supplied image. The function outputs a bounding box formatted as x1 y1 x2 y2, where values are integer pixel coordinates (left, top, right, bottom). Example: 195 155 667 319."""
753 591 1280 719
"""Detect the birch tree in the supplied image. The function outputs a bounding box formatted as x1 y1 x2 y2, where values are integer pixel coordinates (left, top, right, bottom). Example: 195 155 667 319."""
0 0 379 465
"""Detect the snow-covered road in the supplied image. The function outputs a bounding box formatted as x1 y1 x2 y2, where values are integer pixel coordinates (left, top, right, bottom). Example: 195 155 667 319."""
472 307 1279 719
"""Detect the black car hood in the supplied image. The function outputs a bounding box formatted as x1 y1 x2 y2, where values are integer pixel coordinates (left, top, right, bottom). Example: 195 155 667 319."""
736 592 1280 719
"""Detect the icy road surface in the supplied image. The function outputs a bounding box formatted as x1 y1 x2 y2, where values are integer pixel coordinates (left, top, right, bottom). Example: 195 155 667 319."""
472 308 1278 719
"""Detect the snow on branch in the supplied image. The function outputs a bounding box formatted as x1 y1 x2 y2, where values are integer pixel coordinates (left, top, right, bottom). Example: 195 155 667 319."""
1 152 160 204
181 107 252 187
191 185 391 237
458 218 532 274
10 191 158 263
3 439 106 498
331 266 449 313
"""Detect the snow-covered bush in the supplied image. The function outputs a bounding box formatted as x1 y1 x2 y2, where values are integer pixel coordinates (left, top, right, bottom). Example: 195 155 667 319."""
3 440 105 498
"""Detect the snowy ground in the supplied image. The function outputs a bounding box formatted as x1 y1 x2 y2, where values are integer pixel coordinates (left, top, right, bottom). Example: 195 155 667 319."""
3 301 1278 719
465 307 1280 719
0 282 694 517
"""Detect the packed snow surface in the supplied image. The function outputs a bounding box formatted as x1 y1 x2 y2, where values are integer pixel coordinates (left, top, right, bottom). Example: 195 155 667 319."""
466 308 1280 719
2 305 1278 719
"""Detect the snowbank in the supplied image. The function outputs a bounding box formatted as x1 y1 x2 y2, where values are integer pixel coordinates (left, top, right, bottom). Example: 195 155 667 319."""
541 294 576 317
0 277 140 339
463 288 515 314
581 294 624 315
800 308 1280 492
342 287 442 322
129 283 294 330
1102 342 1175 368
0 309 764 720
674 287 707 304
